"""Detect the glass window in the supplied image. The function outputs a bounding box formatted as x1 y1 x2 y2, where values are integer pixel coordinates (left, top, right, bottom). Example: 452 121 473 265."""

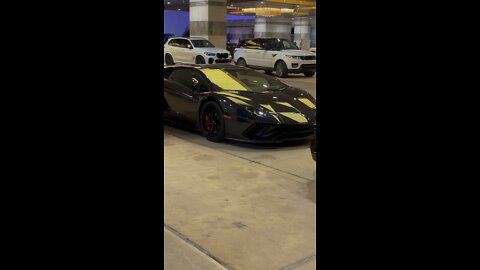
169 68 205 90
280 39 299 50
240 39 262 50
191 40 215 48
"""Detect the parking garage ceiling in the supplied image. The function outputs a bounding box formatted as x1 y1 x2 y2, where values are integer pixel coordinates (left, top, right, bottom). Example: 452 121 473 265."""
164 0 316 16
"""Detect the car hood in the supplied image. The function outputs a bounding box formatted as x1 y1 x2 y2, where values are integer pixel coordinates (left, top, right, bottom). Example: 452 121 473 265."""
282 50 316 56
214 88 316 124
197 47 229 54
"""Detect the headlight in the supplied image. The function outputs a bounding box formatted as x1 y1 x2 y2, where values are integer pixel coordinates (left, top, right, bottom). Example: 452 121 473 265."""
285 55 302 59
204 52 216 56
246 106 268 117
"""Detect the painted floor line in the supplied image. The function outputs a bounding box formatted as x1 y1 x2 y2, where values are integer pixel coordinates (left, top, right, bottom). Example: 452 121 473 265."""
278 254 316 270
164 223 234 270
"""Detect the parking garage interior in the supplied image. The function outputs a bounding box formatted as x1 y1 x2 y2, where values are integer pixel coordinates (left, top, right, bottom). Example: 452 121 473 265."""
164 1 317 269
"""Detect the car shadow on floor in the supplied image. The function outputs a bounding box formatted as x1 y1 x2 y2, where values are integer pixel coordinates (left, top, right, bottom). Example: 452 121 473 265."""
164 118 309 150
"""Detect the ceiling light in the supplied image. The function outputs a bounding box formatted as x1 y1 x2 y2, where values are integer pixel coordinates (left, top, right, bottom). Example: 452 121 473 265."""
167 1 170 4
178 8 181 11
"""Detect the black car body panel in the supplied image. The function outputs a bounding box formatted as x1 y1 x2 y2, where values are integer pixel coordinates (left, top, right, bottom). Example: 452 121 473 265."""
164 64 316 143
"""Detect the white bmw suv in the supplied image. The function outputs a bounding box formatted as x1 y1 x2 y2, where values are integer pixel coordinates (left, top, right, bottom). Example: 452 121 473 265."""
234 38 316 77
164 37 231 65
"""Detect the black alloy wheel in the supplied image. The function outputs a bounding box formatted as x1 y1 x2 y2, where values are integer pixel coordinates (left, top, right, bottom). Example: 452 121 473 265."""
304 71 315 77
196 56 206 64
236 58 247 67
200 101 225 142
275 61 288 78
165 54 174 65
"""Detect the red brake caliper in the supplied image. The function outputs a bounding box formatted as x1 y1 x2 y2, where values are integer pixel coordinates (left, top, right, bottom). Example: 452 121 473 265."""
205 114 210 131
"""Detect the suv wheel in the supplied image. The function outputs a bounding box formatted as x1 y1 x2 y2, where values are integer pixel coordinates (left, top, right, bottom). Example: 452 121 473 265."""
165 54 174 65
195 56 206 64
304 71 315 77
275 61 288 78
237 58 247 67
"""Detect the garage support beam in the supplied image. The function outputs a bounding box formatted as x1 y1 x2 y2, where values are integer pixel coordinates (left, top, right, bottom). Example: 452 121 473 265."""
254 17 292 40
293 17 311 50
190 0 227 49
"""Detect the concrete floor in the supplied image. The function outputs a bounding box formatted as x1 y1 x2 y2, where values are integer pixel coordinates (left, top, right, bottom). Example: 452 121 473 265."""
164 73 317 270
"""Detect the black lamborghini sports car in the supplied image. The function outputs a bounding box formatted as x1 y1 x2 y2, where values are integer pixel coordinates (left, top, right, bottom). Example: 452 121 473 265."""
164 64 316 143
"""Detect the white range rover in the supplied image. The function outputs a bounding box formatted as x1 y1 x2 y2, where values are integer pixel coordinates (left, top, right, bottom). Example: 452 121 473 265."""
164 37 232 65
233 38 316 77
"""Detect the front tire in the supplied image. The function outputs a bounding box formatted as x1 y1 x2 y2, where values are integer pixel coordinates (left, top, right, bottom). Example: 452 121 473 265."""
236 58 247 67
165 54 174 65
195 55 206 64
200 101 225 142
275 61 288 78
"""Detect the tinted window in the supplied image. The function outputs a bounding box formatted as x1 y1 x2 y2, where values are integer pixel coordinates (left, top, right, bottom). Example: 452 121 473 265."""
239 39 262 49
169 39 190 48
280 39 299 50
264 39 281 50
169 68 206 91
191 40 215 48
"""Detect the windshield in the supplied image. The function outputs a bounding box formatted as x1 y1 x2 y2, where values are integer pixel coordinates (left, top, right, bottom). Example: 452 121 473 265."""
200 68 288 92
191 40 215 48
281 39 299 50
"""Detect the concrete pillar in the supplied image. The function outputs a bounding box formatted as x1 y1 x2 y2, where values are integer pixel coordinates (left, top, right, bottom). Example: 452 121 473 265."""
227 19 255 43
189 0 227 49
254 17 291 40
293 17 311 50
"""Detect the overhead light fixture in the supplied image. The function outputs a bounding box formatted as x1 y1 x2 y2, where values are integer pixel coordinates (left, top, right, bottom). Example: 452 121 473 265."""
236 7 295 17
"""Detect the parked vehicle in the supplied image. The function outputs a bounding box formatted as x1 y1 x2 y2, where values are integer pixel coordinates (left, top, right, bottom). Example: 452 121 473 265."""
164 37 231 65
164 64 316 143
233 38 316 78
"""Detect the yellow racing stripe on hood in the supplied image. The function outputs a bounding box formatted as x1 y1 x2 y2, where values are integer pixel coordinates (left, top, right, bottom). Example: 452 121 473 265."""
275 101 296 109
200 69 248 91
279 112 308 123
298 98 316 109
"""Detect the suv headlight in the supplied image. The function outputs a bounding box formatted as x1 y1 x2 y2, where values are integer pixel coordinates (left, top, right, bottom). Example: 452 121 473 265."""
204 52 216 56
285 55 303 59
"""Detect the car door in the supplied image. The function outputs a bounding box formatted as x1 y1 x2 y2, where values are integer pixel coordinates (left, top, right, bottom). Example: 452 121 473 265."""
164 68 202 121
166 39 181 62
176 39 192 63
183 39 195 63
258 39 278 69
243 39 262 66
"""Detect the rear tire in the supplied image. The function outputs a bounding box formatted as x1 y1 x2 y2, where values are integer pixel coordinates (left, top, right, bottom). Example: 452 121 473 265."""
304 71 315 77
236 58 247 67
275 61 288 78
195 56 206 64
200 101 225 142
165 54 174 65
